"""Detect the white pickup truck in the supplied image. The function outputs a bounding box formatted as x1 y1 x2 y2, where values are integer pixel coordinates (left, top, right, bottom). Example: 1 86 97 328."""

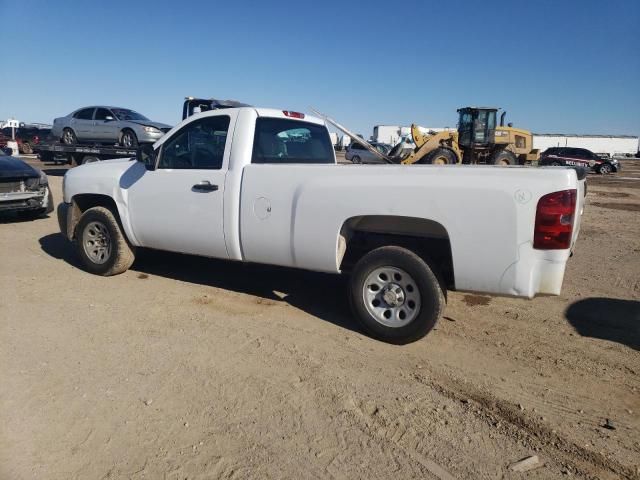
58 107 585 344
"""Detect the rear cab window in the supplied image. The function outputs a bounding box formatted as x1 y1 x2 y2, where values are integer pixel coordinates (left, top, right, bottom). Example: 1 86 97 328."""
252 118 334 164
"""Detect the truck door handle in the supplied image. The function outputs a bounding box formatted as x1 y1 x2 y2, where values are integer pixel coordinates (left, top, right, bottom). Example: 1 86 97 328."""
192 181 218 192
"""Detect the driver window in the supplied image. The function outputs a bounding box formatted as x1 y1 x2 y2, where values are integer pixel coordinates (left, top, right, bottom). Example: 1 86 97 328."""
158 115 230 170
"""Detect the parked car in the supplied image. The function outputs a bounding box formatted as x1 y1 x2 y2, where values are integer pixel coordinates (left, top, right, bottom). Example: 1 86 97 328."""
0 126 51 154
51 106 172 148
345 142 391 163
539 147 620 174
58 106 586 344
0 148 53 217
0 131 9 150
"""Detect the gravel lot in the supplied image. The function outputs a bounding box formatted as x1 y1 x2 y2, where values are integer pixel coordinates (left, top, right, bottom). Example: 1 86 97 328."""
1 158 639 479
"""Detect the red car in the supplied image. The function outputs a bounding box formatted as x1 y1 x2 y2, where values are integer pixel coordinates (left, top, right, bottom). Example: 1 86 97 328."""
0 127 51 154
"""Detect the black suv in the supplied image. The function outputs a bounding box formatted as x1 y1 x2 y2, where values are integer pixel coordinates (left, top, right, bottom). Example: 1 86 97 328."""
539 147 620 174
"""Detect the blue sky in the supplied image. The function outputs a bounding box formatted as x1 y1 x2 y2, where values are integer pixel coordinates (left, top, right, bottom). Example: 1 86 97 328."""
1 0 638 136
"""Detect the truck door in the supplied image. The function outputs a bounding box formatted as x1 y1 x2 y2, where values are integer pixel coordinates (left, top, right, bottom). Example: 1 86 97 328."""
125 112 235 258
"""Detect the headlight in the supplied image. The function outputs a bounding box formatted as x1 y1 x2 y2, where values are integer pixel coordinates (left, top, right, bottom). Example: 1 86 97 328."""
24 171 47 190
25 177 39 189
143 126 161 133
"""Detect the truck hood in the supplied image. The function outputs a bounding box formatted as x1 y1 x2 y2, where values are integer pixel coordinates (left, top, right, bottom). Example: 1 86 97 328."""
0 155 39 179
63 157 144 203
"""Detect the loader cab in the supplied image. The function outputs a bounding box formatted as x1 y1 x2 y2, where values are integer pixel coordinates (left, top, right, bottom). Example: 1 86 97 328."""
457 107 497 149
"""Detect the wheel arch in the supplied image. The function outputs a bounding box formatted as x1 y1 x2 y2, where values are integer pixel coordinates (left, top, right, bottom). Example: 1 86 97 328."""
68 193 134 244
337 215 455 290
119 127 137 139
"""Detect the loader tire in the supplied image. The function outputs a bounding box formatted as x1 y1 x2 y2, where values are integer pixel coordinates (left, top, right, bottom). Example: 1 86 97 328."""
419 148 457 165
490 150 517 166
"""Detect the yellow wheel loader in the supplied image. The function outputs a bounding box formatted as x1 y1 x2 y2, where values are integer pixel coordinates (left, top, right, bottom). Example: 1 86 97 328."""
313 107 539 166
398 107 539 166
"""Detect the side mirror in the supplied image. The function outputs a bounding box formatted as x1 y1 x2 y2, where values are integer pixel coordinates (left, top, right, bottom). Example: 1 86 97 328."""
104 116 115 121
136 144 156 171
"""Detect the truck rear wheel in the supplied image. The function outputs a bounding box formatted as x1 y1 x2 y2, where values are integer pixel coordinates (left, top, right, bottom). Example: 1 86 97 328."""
420 147 457 165
349 246 444 344
75 207 135 276
490 150 517 165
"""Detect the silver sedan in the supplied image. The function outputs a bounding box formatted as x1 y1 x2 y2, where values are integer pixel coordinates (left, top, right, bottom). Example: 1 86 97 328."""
345 142 391 164
52 106 172 147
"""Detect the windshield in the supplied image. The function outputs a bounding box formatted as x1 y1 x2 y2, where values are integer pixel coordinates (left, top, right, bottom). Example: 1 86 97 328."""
111 109 149 121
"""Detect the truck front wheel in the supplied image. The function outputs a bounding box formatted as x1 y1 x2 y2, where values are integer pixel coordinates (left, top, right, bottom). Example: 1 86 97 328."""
75 207 135 276
349 246 444 344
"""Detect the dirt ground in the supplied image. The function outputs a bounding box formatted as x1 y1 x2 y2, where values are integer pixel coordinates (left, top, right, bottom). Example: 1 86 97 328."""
1 158 639 480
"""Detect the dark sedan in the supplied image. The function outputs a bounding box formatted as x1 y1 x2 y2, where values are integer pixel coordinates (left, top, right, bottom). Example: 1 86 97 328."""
539 147 620 174
0 148 54 217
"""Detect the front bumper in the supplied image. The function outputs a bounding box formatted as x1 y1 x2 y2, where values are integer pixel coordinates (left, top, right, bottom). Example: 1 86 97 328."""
137 129 166 143
0 187 51 213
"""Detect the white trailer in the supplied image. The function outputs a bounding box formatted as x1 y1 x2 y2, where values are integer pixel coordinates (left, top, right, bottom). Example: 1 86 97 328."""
329 132 338 149
533 134 639 158
338 134 351 150
372 125 402 145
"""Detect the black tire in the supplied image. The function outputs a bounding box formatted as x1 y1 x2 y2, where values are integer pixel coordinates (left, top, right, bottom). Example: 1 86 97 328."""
120 130 139 148
490 150 517 165
62 128 77 145
419 147 457 165
598 163 612 174
20 143 33 154
75 206 135 276
349 246 444 344
351 155 361 164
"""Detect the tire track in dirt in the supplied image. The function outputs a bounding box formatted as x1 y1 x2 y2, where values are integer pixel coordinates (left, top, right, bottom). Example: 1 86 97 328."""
410 367 639 480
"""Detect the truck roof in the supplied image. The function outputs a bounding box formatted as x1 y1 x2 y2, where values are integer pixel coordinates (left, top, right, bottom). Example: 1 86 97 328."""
186 106 324 126
254 108 324 125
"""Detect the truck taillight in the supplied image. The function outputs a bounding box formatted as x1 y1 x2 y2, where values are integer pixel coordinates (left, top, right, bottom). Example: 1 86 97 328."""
534 189 577 250
283 111 304 119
